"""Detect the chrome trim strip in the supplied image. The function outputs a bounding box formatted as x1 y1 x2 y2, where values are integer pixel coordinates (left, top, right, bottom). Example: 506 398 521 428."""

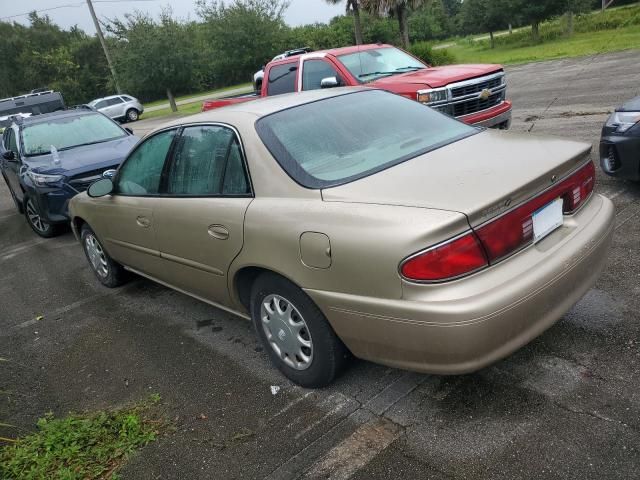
447 71 505 94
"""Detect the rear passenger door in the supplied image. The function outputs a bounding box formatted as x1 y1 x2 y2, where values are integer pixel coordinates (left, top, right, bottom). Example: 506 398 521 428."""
103 97 125 119
153 124 253 307
265 61 298 96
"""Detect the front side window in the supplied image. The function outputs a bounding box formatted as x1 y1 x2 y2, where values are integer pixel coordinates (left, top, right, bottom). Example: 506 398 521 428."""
267 62 298 96
4 129 18 154
338 47 426 83
256 90 477 189
21 113 127 156
94 100 108 110
166 125 249 196
302 60 342 91
117 129 176 195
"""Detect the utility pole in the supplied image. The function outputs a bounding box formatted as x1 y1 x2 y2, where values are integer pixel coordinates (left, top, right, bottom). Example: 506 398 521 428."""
86 0 121 93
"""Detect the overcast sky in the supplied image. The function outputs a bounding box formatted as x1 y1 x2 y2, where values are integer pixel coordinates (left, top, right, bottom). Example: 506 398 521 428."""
0 0 345 31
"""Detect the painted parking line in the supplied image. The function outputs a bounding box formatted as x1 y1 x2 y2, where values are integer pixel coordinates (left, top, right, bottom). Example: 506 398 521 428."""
0 238 76 262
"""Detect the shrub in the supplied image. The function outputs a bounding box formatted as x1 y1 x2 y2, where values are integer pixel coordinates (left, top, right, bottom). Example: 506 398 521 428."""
409 42 456 66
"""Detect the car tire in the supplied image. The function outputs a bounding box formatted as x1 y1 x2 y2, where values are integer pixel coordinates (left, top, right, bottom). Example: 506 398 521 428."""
126 109 139 122
250 272 349 388
24 197 60 238
1 173 23 213
80 224 128 288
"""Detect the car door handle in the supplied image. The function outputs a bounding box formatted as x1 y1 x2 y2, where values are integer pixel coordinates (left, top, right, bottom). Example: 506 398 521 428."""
208 224 229 240
136 216 151 228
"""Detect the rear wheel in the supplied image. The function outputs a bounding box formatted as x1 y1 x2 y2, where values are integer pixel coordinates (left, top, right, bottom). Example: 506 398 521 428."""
24 197 60 237
126 108 139 122
250 273 349 388
81 224 128 287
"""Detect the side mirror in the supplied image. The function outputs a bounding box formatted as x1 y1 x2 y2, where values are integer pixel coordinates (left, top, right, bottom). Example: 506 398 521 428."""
88 178 114 198
320 76 340 89
102 169 117 179
125 127 134 135
2 150 16 161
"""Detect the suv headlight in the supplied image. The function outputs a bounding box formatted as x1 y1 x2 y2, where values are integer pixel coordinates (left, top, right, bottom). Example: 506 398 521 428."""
606 111 640 133
417 88 448 105
27 171 64 186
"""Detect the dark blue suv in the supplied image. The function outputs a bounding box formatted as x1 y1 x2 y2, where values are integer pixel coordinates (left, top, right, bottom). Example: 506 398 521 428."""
0 110 139 237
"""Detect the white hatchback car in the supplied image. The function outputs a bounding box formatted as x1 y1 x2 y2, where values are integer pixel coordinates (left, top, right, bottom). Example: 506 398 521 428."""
89 94 144 122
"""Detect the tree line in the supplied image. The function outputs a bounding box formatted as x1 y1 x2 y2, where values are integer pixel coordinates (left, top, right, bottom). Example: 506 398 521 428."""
0 0 635 106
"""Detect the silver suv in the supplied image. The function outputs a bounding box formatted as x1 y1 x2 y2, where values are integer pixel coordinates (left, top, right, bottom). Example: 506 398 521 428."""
89 94 144 122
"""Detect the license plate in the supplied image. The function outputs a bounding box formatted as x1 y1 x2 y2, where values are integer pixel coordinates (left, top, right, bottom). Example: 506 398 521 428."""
532 198 564 243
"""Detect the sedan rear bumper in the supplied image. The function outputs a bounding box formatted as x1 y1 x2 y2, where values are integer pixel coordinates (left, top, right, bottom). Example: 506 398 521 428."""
306 194 614 374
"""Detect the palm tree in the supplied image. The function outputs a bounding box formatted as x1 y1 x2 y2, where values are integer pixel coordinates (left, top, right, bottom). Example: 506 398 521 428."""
361 0 424 48
327 0 364 45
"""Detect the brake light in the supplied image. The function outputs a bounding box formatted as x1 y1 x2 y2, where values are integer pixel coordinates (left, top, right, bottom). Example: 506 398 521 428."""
400 232 488 282
476 161 595 262
400 161 595 283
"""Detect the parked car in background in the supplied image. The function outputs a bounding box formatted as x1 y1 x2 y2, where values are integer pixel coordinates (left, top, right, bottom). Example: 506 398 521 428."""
0 110 139 237
206 44 512 129
0 90 65 119
253 47 313 93
600 96 640 180
72 88 613 387
89 94 144 123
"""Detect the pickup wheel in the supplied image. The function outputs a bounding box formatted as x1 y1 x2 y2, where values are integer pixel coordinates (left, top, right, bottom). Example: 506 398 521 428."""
126 108 139 122
81 224 128 287
250 272 349 388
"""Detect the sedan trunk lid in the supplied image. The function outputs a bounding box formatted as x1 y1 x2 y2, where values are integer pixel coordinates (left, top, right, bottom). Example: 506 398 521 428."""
321 130 592 226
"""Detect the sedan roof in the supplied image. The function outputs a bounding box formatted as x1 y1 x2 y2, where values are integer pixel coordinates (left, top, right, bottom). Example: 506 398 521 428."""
157 87 369 132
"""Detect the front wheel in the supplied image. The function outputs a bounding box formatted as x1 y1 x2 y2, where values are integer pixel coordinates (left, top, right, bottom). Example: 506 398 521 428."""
126 108 139 122
81 224 128 287
24 197 60 237
250 273 349 388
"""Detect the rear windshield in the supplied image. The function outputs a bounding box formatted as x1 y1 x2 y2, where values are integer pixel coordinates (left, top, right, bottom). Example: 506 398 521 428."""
255 90 478 188
22 113 126 156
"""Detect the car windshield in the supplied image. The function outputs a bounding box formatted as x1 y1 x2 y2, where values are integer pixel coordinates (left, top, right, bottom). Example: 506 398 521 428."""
22 113 126 156
255 90 478 188
338 47 426 82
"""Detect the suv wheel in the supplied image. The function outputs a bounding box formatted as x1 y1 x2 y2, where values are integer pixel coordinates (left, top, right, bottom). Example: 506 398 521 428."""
126 109 139 122
250 273 349 388
80 224 128 287
24 197 59 237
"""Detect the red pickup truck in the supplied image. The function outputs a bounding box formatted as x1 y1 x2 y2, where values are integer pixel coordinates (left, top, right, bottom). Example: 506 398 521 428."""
203 44 512 129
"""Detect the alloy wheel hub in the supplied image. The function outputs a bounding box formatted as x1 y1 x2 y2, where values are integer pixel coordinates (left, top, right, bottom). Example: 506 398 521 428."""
85 234 109 278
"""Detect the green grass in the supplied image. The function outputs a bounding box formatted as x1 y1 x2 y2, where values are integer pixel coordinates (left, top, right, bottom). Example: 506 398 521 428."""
0 395 168 480
140 101 205 121
446 25 640 65
143 83 252 109
434 2 640 65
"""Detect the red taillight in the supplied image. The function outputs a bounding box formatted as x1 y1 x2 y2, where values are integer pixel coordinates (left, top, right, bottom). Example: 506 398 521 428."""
476 161 595 262
400 232 488 282
400 161 595 282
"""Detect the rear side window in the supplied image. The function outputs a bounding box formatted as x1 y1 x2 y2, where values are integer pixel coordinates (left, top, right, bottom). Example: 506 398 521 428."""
166 125 250 196
106 98 124 106
302 60 341 91
121 96 133 102
267 63 297 96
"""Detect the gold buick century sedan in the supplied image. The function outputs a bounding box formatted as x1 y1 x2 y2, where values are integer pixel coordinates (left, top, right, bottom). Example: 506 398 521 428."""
70 88 615 387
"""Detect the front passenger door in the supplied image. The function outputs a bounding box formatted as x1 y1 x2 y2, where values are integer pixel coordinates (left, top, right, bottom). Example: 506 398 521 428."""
95 128 177 278
153 124 253 307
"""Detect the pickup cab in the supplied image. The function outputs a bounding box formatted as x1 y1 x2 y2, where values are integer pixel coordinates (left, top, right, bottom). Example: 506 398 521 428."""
202 44 512 129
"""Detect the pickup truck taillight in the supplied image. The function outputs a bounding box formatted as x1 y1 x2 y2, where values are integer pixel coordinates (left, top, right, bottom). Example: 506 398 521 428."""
400 161 595 282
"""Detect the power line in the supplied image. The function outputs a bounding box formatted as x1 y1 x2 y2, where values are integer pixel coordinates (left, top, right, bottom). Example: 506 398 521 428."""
0 0 159 21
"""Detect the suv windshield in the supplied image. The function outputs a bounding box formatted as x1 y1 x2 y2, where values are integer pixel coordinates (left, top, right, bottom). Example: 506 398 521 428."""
22 113 126 156
338 47 426 82
256 90 478 189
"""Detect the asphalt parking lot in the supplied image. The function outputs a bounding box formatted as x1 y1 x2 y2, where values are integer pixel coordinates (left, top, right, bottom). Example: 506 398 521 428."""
2 50 639 479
